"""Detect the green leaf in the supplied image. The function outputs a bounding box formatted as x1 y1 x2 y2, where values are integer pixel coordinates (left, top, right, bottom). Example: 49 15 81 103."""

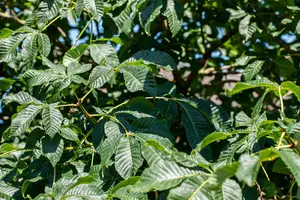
21 34 38 65
59 127 79 141
296 20 300 34
235 55 256 66
279 150 300 186
131 50 177 70
0 143 22 157
11 105 43 136
0 181 20 200
37 0 59 24
83 0 104 21
104 121 122 137
281 81 300 102
100 134 122 166
168 176 211 200
21 69 63 87
88 65 114 88
114 185 147 200
37 33 51 56
239 15 256 41
3 91 41 105
67 63 92 76
132 161 203 192
226 8 247 20
0 28 13 39
120 65 157 96
243 60 264 82
273 57 296 78
251 90 269 120
63 44 88 66
76 0 84 16
177 101 211 148
0 33 27 62
212 179 243 200
197 131 235 150
162 0 183 36
115 137 144 179
235 111 252 127
42 106 63 138
89 43 119 66
111 176 140 194
42 135 64 166
0 78 15 91
226 78 278 96
235 154 260 186
139 0 163 35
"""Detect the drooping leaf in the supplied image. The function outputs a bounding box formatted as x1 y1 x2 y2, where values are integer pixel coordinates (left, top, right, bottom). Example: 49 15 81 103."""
115 137 144 179
279 150 300 185
59 127 79 141
100 134 122 166
11 105 43 137
0 182 20 200
83 0 104 21
273 57 296 78
281 81 300 102
197 131 235 150
235 154 260 187
162 0 183 36
168 176 211 200
88 65 114 88
63 44 88 66
177 101 212 148
132 160 203 192
104 121 122 137
3 91 41 105
89 44 119 66
211 179 243 200
226 78 278 96
37 0 59 24
42 135 64 166
130 50 177 70
37 33 51 56
120 65 157 96
139 0 163 35
0 34 27 62
42 106 63 138
243 60 264 82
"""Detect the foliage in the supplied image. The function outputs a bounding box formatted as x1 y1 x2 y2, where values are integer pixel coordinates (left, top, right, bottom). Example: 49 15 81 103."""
1 0 300 199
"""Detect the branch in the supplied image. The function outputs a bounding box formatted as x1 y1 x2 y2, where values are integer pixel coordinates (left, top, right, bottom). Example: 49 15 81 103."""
0 12 24 24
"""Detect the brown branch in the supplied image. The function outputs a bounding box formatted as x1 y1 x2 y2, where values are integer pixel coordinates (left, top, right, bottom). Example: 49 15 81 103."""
0 12 24 24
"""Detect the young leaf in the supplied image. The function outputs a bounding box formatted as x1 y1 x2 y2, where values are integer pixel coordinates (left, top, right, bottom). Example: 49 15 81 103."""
115 137 144 179
89 44 119 66
42 106 63 138
11 105 43 136
63 44 88 66
235 154 260 187
88 65 114 88
120 65 157 96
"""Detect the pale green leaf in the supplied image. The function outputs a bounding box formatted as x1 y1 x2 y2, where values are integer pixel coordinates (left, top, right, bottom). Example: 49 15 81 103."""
162 0 183 36
235 154 260 186
67 63 92 76
37 33 51 56
139 0 163 35
42 107 63 138
59 127 79 141
3 91 41 105
212 179 243 200
11 105 43 137
120 65 157 96
83 0 104 21
89 44 119 66
115 137 144 179
0 34 27 62
226 78 278 96
280 150 300 186
100 134 122 166
37 0 59 24
88 65 114 88
281 81 300 102
63 44 88 66
243 60 264 82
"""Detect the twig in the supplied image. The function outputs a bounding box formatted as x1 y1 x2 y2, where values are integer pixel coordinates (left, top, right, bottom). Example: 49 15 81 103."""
0 12 25 24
